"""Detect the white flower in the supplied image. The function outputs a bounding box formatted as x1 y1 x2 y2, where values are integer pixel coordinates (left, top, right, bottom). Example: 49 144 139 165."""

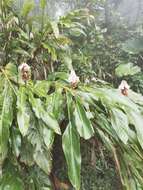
118 80 130 96
68 70 79 85
30 32 34 39
91 77 97 82
85 78 90 84
118 80 130 90
18 63 30 72
18 63 31 82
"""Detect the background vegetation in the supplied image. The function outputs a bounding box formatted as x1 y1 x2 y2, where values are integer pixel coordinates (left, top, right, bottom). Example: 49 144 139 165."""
1 0 143 189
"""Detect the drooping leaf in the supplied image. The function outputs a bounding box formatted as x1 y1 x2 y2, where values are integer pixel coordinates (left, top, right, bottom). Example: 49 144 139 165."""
127 111 143 149
39 120 55 149
33 149 52 175
11 127 21 158
128 90 143 106
42 126 55 149
62 122 81 190
20 139 34 166
0 81 14 165
29 92 61 135
74 98 94 140
110 108 129 144
17 86 30 136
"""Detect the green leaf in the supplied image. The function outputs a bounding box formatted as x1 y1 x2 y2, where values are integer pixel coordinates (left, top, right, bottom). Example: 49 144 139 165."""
74 99 94 140
14 49 30 57
51 21 59 38
62 55 73 70
62 122 81 190
33 81 51 97
0 173 24 190
29 92 61 135
127 111 143 149
20 139 34 166
17 86 30 136
69 28 86 37
115 62 141 77
5 63 18 82
33 150 52 175
39 121 55 149
11 127 21 158
42 43 57 61
56 35 72 46
0 81 14 165
123 37 143 54
51 88 64 120
40 0 47 9
21 0 35 17
43 127 54 149
110 108 129 144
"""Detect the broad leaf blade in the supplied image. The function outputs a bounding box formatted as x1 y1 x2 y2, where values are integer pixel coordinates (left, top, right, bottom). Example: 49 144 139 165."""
17 86 30 136
29 92 61 135
127 111 143 149
110 108 129 144
34 150 52 175
62 122 81 190
0 81 14 164
74 99 94 140
11 127 21 158
33 81 51 98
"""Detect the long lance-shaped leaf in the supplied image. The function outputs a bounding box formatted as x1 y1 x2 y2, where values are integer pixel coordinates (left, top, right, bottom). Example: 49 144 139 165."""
62 122 81 190
28 92 61 135
74 98 94 140
110 108 129 144
0 81 14 165
17 86 30 136
62 92 81 190
127 111 143 149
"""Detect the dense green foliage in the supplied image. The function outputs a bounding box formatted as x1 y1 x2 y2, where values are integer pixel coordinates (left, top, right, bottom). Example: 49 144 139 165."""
1 0 143 190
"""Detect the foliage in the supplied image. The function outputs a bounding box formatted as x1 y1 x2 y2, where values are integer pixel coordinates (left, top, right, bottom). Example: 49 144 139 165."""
115 62 141 77
1 0 143 190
